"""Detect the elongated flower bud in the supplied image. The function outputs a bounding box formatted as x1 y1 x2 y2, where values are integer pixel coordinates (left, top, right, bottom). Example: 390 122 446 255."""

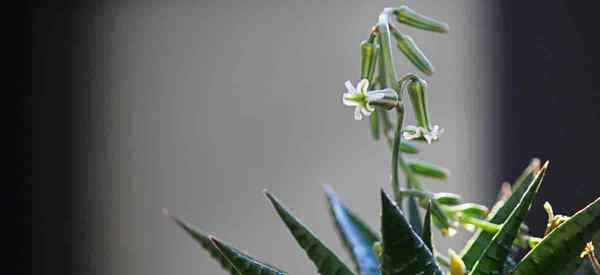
360 40 377 80
392 32 434 75
433 192 462 206
407 77 431 129
394 5 449 33
447 203 490 218
406 159 450 179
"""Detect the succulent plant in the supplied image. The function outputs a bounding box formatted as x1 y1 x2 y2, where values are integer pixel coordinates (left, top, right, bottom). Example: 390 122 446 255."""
167 5 600 275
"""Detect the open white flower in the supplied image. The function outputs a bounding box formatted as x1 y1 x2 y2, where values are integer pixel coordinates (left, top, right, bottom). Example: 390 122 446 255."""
403 124 444 144
343 79 375 120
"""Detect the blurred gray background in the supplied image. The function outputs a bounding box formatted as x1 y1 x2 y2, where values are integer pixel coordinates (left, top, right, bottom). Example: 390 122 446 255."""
71 1 499 274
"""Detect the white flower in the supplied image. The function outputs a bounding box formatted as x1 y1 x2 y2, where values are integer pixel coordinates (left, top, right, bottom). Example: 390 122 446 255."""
343 79 374 120
403 124 444 144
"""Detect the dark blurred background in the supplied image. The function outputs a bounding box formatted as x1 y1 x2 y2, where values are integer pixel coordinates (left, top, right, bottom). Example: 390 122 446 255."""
25 1 599 274
497 0 600 237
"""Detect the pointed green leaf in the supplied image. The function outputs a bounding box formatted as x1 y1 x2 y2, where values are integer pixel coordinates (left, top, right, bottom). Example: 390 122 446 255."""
166 212 238 274
210 236 287 275
265 191 355 275
406 159 450 180
423 202 433 252
461 160 539 269
380 190 443 275
510 197 600 275
393 5 449 33
468 162 548 275
408 196 423 235
324 186 379 275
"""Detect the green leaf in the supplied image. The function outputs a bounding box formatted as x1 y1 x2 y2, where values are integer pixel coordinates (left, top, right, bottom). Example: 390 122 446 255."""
460 160 539 269
468 162 548 275
210 236 287 275
510 197 600 275
165 211 238 274
422 202 433 252
393 5 449 33
406 159 450 180
408 196 423 235
265 191 355 275
324 186 380 275
380 190 443 275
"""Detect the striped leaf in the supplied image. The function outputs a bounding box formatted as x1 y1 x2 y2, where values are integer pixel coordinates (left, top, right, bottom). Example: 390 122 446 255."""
460 160 539 269
422 202 433 252
324 186 380 275
265 191 355 275
468 162 548 275
166 212 238 274
210 237 287 275
510 197 600 275
168 212 285 275
380 190 443 275
408 196 423 235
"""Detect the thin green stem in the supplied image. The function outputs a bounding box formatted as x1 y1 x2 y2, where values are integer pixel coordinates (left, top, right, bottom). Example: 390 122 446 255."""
391 105 405 206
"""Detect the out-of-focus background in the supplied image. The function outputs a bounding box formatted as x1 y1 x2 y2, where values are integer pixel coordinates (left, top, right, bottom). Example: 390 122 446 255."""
26 1 599 275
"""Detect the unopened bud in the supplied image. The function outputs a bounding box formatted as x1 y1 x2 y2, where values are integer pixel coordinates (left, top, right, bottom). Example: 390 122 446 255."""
448 249 466 275
394 5 450 33
406 159 450 179
393 32 434 75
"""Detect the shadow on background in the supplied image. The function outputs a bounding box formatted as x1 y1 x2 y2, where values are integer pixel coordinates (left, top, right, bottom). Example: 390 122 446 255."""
498 1 600 236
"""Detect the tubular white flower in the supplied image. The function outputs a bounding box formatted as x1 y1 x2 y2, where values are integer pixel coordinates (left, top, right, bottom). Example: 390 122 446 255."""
342 79 373 120
403 124 444 144
343 80 398 120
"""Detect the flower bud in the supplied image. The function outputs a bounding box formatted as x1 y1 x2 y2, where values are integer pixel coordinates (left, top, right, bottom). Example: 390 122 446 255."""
406 159 450 179
433 192 462 206
543 201 570 236
448 203 489 218
360 40 377 80
394 5 449 33
392 32 434 75
448 249 467 275
407 77 431 130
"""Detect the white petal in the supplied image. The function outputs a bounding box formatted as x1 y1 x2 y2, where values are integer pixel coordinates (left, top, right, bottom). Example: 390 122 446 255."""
403 125 422 140
365 102 375 112
424 133 433 144
345 80 356 94
354 106 363 120
360 106 372 117
357 79 369 94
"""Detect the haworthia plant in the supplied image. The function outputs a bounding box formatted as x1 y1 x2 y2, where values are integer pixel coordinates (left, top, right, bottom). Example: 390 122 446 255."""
380 190 443 275
468 162 547 275
265 191 355 275
324 185 379 275
169 5 600 275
